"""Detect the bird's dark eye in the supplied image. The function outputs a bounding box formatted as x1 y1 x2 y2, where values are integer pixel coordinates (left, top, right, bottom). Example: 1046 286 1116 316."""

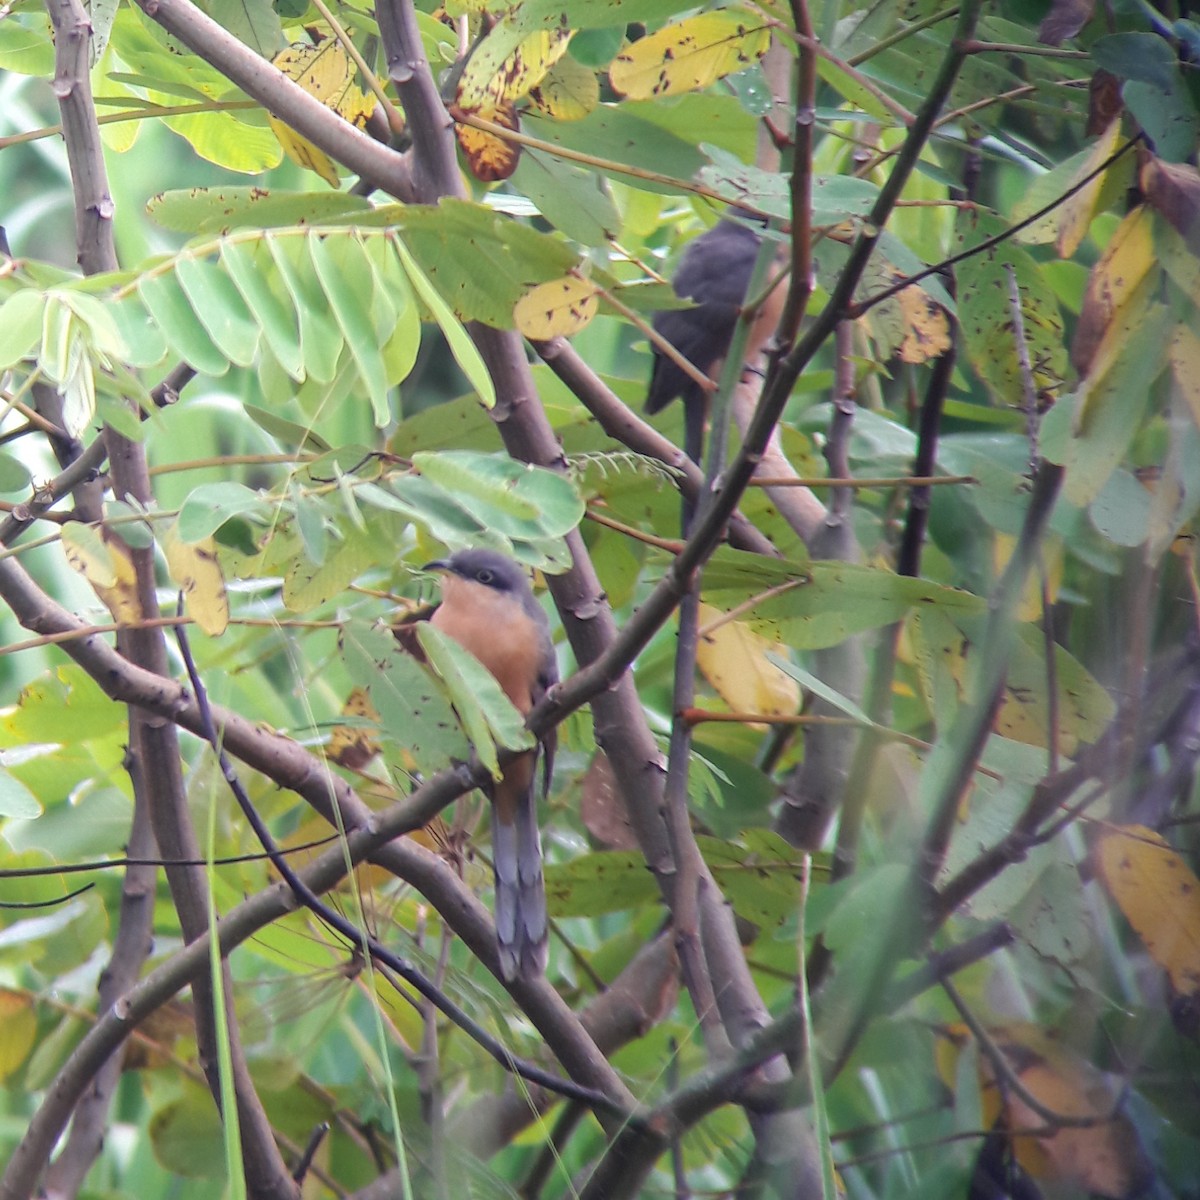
476 568 495 585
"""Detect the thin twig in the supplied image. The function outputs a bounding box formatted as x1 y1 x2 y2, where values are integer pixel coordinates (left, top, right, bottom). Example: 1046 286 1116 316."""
173 618 629 1115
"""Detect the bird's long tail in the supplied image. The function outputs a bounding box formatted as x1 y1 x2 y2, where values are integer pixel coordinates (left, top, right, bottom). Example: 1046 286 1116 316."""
491 763 548 981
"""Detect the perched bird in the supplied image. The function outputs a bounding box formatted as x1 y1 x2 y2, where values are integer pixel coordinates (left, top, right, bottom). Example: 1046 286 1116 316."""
646 217 787 470
424 549 557 981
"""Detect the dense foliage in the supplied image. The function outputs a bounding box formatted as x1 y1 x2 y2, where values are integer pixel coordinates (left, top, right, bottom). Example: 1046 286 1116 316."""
0 0 1199 1194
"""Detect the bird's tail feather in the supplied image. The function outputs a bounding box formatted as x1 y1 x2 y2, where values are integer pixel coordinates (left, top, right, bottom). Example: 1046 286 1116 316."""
492 788 548 981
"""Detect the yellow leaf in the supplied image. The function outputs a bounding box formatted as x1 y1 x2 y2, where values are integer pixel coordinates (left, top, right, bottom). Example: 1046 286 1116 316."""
329 686 380 770
609 8 770 101
513 275 599 339
1168 323 1200 433
268 40 375 187
993 532 1061 621
0 989 36 1080
895 283 951 363
453 99 522 182
1094 824 1200 997
696 603 800 721
967 1025 1153 1197
861 266 952 364
1056 117 1122 258
163 522 229 637
61 523 140 625
528 55 600 121
1070 204 1156 380
456 24 572 109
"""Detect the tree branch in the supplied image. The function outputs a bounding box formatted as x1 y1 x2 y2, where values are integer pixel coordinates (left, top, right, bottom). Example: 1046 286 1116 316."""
130 0 417 201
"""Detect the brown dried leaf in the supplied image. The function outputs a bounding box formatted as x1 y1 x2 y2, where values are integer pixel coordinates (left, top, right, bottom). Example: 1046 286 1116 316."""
454 100 521 182
1087 70 1124 136
1141 156 1200 251
580 752 637 850
1037 0 1094 45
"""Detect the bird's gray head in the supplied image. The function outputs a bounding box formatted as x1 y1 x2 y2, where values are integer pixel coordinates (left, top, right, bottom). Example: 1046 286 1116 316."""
423 549 530 596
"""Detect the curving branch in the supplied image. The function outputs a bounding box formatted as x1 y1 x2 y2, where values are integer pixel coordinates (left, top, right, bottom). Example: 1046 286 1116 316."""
371 1 825 1192
130 0 417 201
40 0 294 1188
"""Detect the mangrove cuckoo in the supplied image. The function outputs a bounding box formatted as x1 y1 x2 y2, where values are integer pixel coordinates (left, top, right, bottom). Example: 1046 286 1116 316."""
425 549 557 981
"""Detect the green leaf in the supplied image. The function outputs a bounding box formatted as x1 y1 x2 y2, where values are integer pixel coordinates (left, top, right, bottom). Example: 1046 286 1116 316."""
281 526 375 611
815 54 904 123
267 234 344 384
955 208 1067 407
0 13 54 75
1124 77 1199 164
361 238 421 388
362 475 494 547
147 188 372 235
417 623 534 781
0 453 31 493
58 291 129 362
340 620 469 777
220 240 305 380
393 237 496 408
309 234 390 424
412 451 585 540
109 298 168 368
137 271 230 377
39 296 72 385
242 403 332 453
545 850 659 917
206 0 283 56
0 291 45 369
512 150 620 246
698 831 810 926
395 199 576 326
626 93 758 160
173 255 261 368
1 665 125 744
766 656 871 725
389 394 500 457
149 1085 226 1178
524 106 703 195
1091 32 1178 90
0 769 41 819
177 482 267 541
1089 468 1153 548
1062 302 1169 507
699 551 982 651
292 488 328 565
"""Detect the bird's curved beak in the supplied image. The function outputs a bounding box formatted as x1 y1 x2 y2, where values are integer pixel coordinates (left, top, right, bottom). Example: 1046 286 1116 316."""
421 559 449 573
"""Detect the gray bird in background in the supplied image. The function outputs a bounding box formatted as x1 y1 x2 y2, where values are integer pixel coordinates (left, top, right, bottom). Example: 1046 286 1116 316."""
646 218 786 529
